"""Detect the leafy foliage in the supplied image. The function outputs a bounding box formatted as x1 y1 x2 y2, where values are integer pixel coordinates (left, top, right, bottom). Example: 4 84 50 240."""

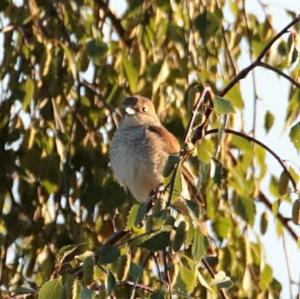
0 1 299 299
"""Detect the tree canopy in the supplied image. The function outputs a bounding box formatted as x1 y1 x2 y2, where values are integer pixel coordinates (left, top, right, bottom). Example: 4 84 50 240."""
0 0 300 298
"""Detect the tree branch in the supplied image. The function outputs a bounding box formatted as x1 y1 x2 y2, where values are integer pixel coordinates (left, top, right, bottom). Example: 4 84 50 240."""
98 0 132 47
258 61 300 89
220 15 300 97
205 128 298 191
258 192 298 242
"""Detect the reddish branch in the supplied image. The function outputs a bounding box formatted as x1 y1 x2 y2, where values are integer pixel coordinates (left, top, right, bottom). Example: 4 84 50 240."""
220 15 300 96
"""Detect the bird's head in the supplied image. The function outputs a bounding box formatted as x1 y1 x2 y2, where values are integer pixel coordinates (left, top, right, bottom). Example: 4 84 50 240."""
120 95 161 128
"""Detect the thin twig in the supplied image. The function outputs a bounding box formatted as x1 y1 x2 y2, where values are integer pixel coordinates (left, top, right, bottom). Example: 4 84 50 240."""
152 253 163 284
205 128 298 191
202 257 229 299
129 253 152 299
118 281 154 293
258 61 300 89
184 87 214 144
282 233 294 299
242 0 259 136
258 192 297 242
220 15 300 97
163 251 172 299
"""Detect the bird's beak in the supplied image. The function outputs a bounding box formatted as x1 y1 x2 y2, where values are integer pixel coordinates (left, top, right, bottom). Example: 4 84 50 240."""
124 106 137 115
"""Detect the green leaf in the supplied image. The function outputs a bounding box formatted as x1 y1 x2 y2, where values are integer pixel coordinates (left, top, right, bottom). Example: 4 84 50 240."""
127 204 140 230
82 256 95 286
259 264 273 290
214 216 232 238
150 290 165 299
123 57 139 92
278 170 289 196
13 286 36 294
215 271 233 289
172 221 186 251
127 203 149 229
98 246 120 264
72 279 82 299
139 231 170 251
194 11 220 43
214 97 235 114
260 212 268 235
289 122 300 152
234 197 256 226
212 158 226 187
225 84 244 109
129 262 143 281
163 154 180 177
85 38 108 62
177 264 197 293
185 199 200 218
22 79 35 110
292 199 300 225
135 202 149 226
192 230 208 261
106 270 116 295
38 277 64 299
63 45 77 79
264 110 274 133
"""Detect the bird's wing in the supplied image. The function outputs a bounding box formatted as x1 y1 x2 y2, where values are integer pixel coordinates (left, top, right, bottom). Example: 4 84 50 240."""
147 125 180 154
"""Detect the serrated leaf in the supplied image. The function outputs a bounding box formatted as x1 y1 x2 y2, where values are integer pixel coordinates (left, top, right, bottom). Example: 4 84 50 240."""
139 231 170 251
214 97 235 114
38 277 64 299
106 270 116 295
292 199 300 225
163 154 180 177
135 202 149 226
82 256 95 286
127 204 140 230
98 245 120 264
289 122 300 152
279 171 289 196
264 110 274 133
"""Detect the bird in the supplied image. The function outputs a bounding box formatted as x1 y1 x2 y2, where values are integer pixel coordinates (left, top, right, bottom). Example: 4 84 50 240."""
109 95 202 204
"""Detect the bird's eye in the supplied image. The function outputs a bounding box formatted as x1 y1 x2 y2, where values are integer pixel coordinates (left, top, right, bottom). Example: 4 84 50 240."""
142 106 147 112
